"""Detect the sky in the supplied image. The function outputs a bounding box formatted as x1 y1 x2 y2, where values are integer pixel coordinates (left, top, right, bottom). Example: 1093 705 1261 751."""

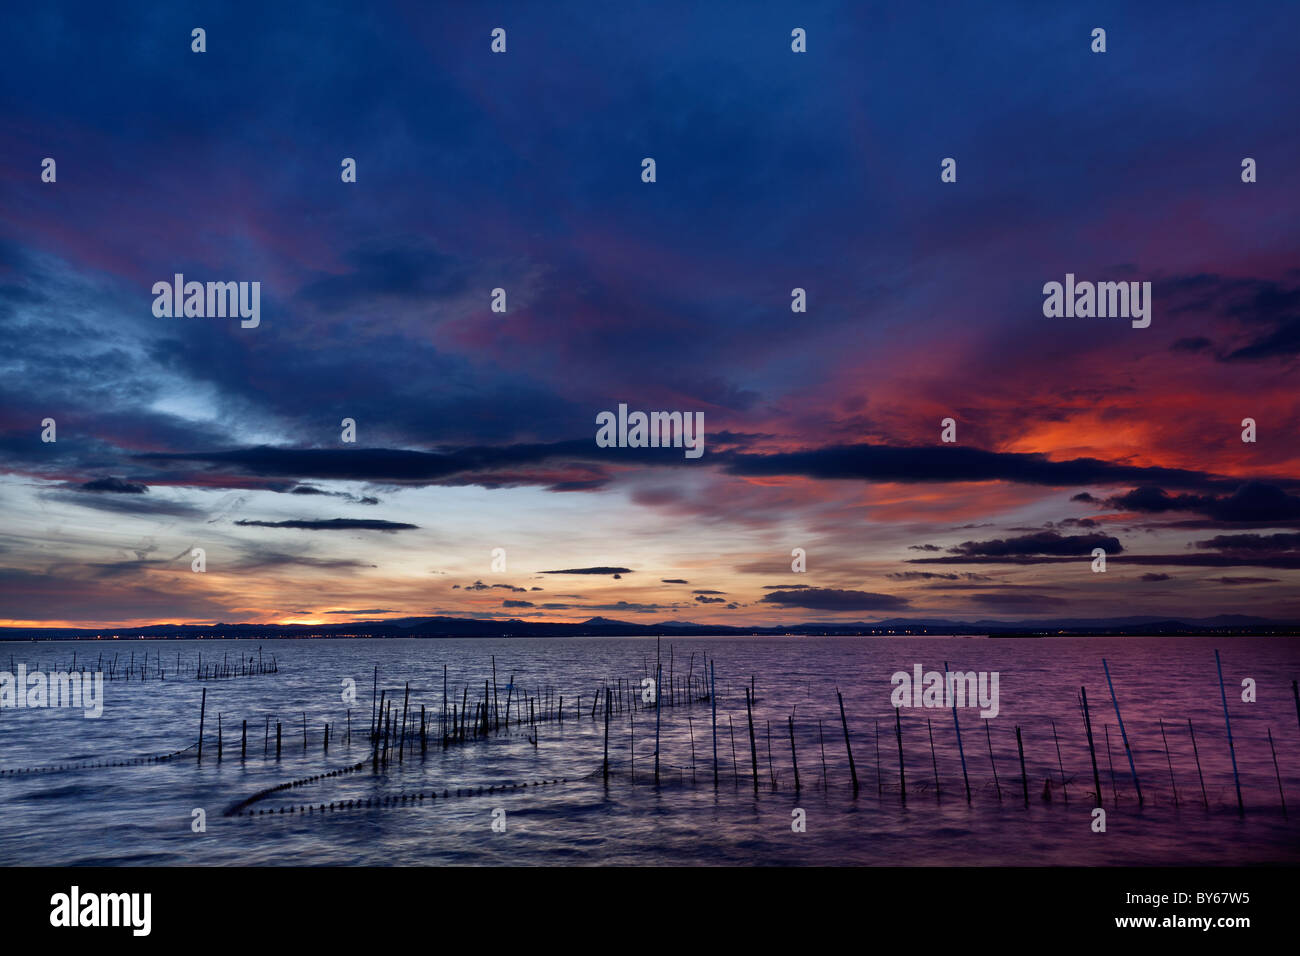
2 1 1299 628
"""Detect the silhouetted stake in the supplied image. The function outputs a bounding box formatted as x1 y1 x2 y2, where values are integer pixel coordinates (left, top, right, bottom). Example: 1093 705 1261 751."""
1158 718 1178 807
927 718 940 802
1293 680 1299 735
442 665 448 739
875 719 882 795
894 708 906 805
745 687 759 794
1015 725 1028 808
218 714 223 762
1179 722 1203 807
788 716 800 791
1215 649 1244 815
1102 659 1142 806
944 662 971 803
728 714 738 784
818 718 828 790
654 665 662 787
264 717 269 757
276 722 282 759
375 690 386 753
347 709 351 747
1080 687 1102 805
370 666 377 739
302 712 307 752
492 656 500 731
766 719 775 789
688 715 697 784
505 677 514 730
711 661 718 789
197 688 206 762
323 723 329 753
603 687 611 781
836 689 858 794
419 705 426 755
241 719 247 761
1268 728 1286 818
1050 719 1067 803
985 720 1001 800
399 683 410 763
1104 725 1118 804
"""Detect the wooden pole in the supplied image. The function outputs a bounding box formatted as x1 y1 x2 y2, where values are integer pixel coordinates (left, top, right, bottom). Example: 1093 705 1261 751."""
1215 649 1244 815
944 661 971 803
197 687 206 762
745 687 759 794
1268 728 1287 818
1293 679 1299 735
654 665 662 787
241 718 247 761
766 719 775 789
1104 725 1118 804
688 715 696 784
603 687 611 781
1080 687 1102 805
275 721 281 759
1015 725 1028 808
927 717 940 802
728 714 738 784
788 715 799 791
492 656 499 731
894 707 906 805
875 719 882 795
398 682 410 763
1159 717 1178 807
710 661 718 789
1051 718 1067 803
1102 658 1142 806
836 689 859 794
985 720 1001 800
1188 719 1208 809
818 718 827 791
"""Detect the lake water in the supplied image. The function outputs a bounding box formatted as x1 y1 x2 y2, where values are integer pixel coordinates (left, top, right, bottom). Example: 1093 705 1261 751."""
0 635 1296 866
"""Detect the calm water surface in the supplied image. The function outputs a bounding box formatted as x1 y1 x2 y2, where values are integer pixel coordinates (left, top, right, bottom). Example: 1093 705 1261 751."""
0 635 1296 866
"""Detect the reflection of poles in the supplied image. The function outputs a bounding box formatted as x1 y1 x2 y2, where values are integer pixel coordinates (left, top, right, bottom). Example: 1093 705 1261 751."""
1102 659 1142 806
1215 649 1244 815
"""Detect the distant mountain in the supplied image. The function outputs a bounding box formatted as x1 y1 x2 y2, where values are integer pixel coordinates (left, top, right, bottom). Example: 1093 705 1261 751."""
1 613 1296 640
